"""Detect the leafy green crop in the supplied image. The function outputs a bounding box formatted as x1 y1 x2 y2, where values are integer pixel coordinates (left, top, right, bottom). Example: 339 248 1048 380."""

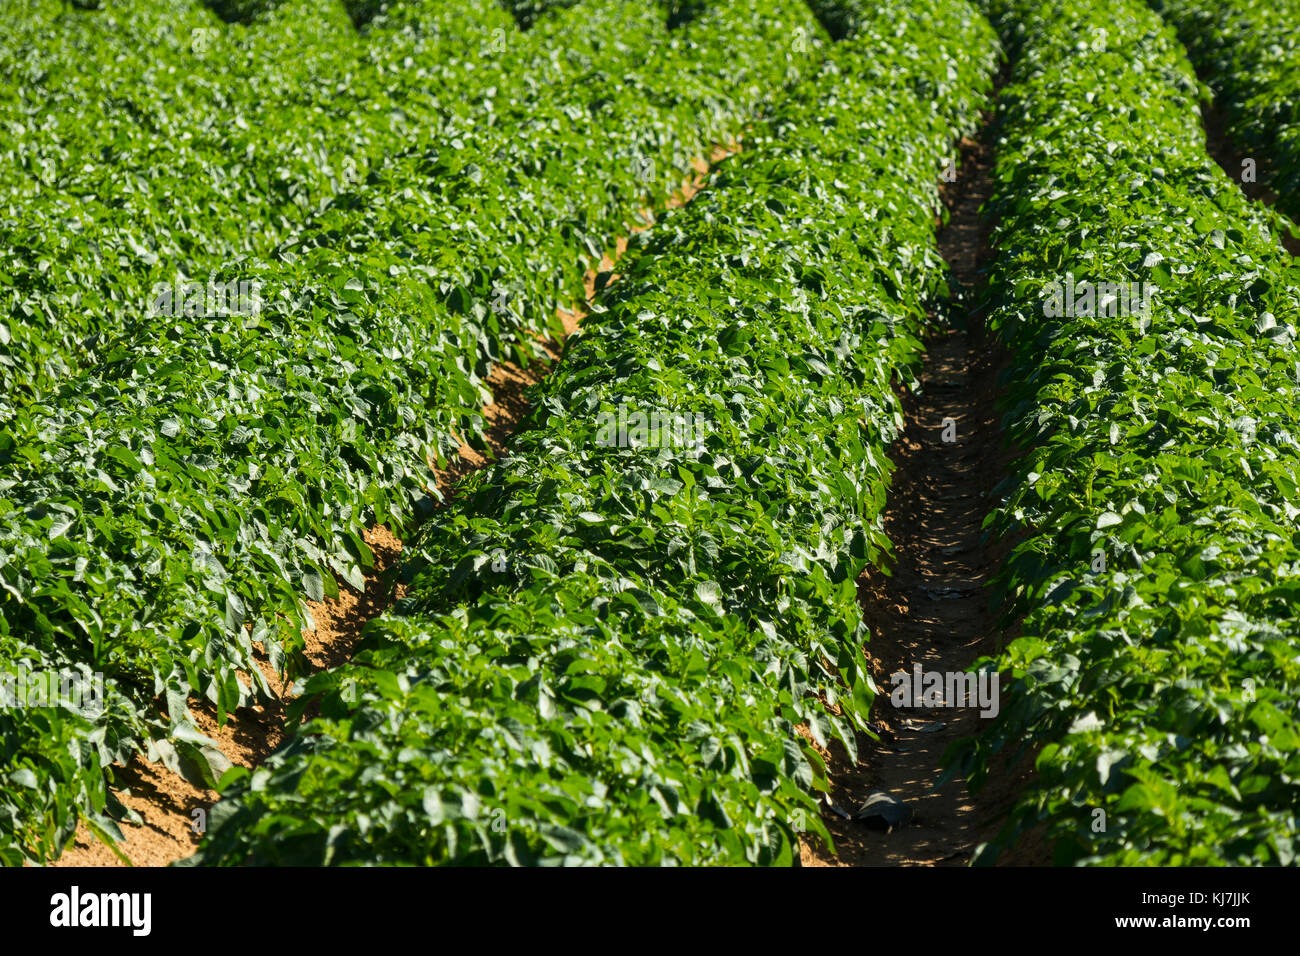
187 0 999 866
499 1 583 29
0 0 528 403
1148 0 1300 221
0 0 838 865
955 0 1300 865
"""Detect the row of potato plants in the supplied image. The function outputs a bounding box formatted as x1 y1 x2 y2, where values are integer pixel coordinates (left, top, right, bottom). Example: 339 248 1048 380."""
0 0 360 392
0 0 537 402
185 0 1000 866
1147 0 1300 221
3 0 716 403
956 0 1300 864
2 0 755 409
0 0 522 863
0 0 823 865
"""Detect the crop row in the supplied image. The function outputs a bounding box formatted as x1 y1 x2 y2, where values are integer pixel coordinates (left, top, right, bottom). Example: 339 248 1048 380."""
1 0 364 393
0 0 552 400
2 0 723 402
2 0 777 405
0 0 825 865
185 0 1000 866
957 0 1300 864
1148 0 1300 221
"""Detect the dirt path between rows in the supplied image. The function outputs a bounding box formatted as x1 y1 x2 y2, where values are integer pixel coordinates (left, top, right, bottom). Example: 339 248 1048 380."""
801 103 1043 867
50 146 738 868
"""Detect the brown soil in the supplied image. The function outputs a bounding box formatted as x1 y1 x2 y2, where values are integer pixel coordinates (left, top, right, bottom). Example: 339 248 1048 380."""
800 111 1049 867
49 143 739 868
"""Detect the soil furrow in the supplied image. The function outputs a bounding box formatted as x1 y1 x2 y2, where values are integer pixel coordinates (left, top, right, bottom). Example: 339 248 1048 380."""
801 109 1025 867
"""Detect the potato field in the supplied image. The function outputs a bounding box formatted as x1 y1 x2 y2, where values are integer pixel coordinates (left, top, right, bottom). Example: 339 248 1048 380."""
2 0 1299 879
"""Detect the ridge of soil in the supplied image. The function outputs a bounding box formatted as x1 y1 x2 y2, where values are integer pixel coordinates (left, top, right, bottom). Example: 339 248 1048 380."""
800 102 1046 867
50 144 739 868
